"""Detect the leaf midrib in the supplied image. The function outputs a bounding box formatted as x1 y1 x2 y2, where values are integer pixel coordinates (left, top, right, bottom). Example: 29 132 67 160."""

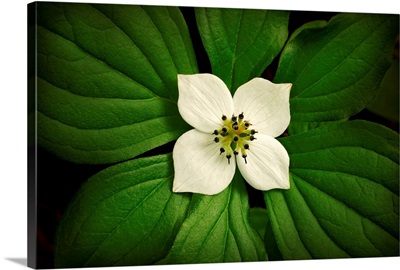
228 9 243 90
284 178 351 258
38 22 169 100
113 178 176 266
279 15 368 91
287 144 398 165
291 172 393 254
291 16 388 99
80 177 170 266
291 168 398 197
93 5 176 100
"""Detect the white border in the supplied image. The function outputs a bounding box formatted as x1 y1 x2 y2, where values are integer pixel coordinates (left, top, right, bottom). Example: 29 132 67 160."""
0 0 398 270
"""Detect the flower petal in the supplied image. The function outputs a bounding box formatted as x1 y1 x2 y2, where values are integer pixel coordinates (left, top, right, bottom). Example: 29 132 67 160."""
178 74 234 133
172 129 236 195
237 134 290 191
233 78 291 137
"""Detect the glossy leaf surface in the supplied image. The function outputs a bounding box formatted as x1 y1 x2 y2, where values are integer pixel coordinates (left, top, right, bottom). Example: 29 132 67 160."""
274 14 398 134
37 3 197 163
55 154 190 267
196 8 289 91
265 121 399 259
164 173 266 263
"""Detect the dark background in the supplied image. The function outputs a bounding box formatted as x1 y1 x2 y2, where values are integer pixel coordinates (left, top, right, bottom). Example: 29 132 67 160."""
31 7 398 268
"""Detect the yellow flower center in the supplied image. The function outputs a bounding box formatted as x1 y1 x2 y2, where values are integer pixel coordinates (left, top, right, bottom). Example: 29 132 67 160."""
213 113 258 164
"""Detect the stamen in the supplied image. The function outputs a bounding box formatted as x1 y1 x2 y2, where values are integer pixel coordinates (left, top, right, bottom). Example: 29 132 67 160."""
226 154 232 164
242 154 247 164
215 112 255 164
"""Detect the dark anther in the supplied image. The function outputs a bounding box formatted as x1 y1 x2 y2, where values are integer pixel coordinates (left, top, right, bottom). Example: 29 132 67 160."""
244 144 249 150
222 115 227 121
232 122 239 130
213 130 218 135
242 154 248 164
239 113 244 119
234 136 239 142
250 129 258 135
250 136 256 141
214 137 220 143
220 148 225 155
221 127 228 136
232 115 237 122
244 122 250 128
234 151 238 156
226 154 232 164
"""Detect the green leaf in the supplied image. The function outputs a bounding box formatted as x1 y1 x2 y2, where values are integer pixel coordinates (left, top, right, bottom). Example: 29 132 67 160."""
265 121 399 259
249 207 268 238
264 215 283 261
274 13 399 134
55 154 190 267
196 8 289 91
164 172 266 263
367 59 399 122
36 3 197 164
287 118 348 136
249 207 283 261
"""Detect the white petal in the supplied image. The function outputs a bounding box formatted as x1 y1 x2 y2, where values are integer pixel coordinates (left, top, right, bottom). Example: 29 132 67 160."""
178 74 234 133
237 134 290 191
233 78 291 137
172 129 236 195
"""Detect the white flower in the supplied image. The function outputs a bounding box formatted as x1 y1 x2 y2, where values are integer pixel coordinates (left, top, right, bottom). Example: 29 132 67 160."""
172 73 292 195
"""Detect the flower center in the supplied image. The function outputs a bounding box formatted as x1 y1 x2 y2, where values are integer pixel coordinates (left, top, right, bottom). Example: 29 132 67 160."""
212 113 258 164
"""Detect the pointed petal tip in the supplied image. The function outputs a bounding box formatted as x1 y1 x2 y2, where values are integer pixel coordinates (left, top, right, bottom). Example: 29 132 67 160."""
172 184 180 193
172 180 227 195
283 83 293 92
172 129 236 196
177 74 189 83
260 180 290 192
278 174 291 190
176 74 234 132
233 79 292 137
282 182 291 190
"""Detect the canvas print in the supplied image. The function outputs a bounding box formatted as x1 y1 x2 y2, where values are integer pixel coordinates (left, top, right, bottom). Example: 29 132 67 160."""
28 1 399 268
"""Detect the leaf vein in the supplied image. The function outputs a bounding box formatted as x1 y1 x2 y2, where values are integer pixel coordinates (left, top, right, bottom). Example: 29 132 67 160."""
293 17 389 98
291 172 397 244
91 5 172 99
289 177 351 257
38 25 162 99
82 178 169 266
113 177 174 265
